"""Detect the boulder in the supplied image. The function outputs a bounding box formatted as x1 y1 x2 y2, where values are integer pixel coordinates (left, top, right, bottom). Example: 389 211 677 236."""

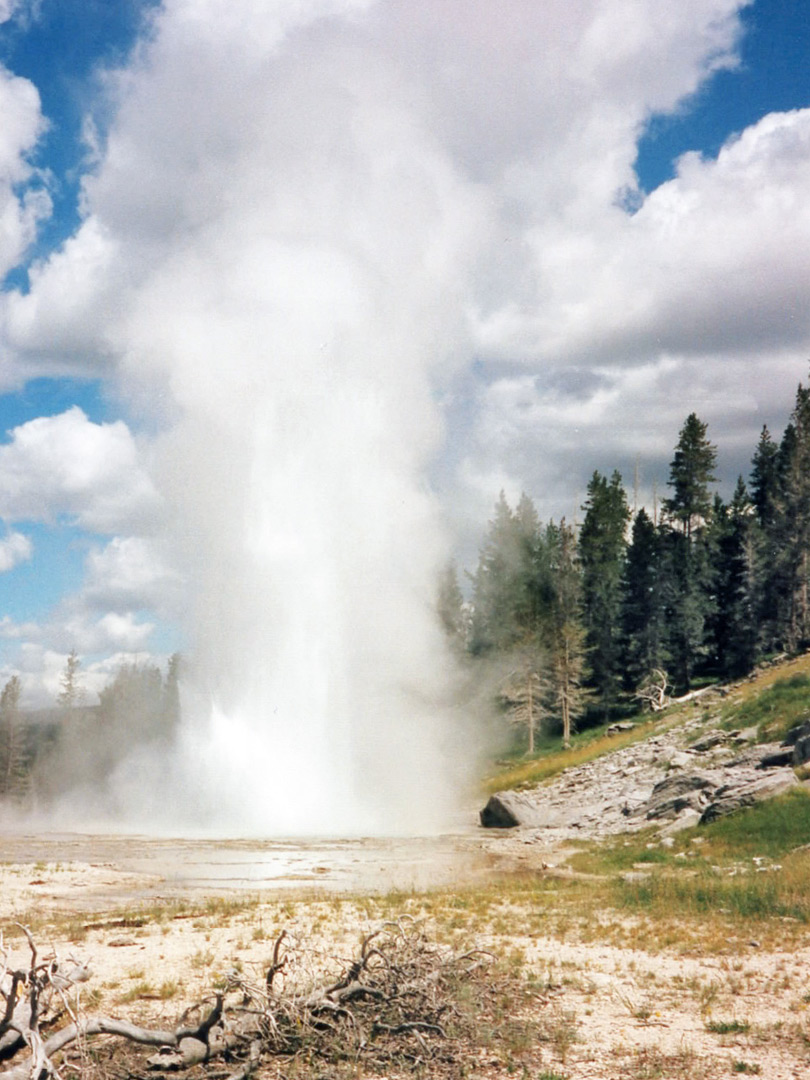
783 720 810 747
793 734 810 766
479 790 563 828
635 772 718 821
699 768 798 824
756 747 796 768
726 743 787 768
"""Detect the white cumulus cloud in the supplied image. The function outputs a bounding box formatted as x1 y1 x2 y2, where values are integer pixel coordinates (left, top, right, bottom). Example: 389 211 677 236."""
0 528 31 571
0 406 161 532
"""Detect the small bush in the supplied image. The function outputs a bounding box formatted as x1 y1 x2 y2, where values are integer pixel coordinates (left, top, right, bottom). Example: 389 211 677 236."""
705 1018 750 1034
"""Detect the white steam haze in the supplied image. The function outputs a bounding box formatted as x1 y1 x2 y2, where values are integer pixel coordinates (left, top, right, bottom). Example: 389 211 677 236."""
3 0 810 831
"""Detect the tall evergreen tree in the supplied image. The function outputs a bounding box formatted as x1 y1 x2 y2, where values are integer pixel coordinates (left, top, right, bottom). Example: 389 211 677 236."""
436 562 467 651
548 520 589 747
769 383 810 651
750 425 780 529
469 492 553 752
620 509 666 689
661 414 718 689
663 413 717 540
499 642 548 755
57 649 83 710
0 675 25 800
469 491 549 656
163 652 183 728
469 492 522 656
706 480 758 678
579 470 630 710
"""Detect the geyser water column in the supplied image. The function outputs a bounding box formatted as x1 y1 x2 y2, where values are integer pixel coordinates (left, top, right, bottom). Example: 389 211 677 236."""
101 3 487 833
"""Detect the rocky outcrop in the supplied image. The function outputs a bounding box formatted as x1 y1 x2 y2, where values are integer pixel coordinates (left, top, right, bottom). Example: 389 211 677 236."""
699 768 797 823
783 720 810 746
480 720 805 835
635 772 719 821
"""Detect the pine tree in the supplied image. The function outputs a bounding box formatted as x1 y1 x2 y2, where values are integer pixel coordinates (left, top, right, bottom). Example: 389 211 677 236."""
706 480 758 678
771 383 810 650
661 414 718 689
436 562 467 651
163 652 183 728
664 413 717 540
620 509 667 689
57 649 83 710
469 493 522 656
499 641 548 755
0 675 26 800
548 520 589 747
750 425 780 529
750 384 810 653
659 524 714 692
469 492 549 656
579 470 630 710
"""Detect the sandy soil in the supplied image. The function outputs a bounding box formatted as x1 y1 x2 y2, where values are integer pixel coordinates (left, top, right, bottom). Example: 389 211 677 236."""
1 831 809 1079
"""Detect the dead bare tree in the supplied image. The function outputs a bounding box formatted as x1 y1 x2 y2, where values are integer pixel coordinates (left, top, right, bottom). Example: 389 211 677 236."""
635 668 670 711
0 920 499 1080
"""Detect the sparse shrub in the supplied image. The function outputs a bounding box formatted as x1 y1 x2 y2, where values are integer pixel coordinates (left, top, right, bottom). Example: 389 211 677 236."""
705 1018 750 1034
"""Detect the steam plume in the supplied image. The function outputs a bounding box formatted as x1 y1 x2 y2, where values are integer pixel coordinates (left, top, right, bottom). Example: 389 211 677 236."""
81 0 488 833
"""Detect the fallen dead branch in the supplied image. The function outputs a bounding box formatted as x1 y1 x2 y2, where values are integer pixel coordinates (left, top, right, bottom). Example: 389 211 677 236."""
0 919 515 1079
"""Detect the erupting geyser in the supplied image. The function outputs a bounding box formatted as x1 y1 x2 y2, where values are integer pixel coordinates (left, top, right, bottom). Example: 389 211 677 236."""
63 0 487 833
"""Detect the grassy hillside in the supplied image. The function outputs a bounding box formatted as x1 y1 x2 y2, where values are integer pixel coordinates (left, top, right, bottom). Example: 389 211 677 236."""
485 650 810 795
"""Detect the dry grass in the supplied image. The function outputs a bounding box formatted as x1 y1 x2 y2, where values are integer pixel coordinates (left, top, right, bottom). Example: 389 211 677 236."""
483 719 660 793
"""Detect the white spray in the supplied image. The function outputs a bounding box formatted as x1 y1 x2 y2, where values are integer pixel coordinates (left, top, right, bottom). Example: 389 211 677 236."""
78 0 489 833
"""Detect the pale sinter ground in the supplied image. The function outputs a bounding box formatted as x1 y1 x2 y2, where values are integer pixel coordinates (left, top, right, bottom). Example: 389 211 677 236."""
1 831 809 1079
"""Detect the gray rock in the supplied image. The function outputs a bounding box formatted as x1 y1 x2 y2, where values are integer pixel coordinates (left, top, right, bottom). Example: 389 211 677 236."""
757 747 795 768
480 790 565 828
635 772 716 820
726 743 786 768
783 719 810 747
667 750 693 769
793 734 810 766
646 791 707 820
690 731 727 752
699 768 798 824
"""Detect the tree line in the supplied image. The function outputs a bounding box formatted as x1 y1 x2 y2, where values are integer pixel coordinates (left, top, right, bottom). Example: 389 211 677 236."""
439 377 810 749
0 651 182 804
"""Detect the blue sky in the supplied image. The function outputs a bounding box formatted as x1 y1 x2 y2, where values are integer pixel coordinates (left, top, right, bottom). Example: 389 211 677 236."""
636 0 810 190
0 0 159 282
1 0 810 707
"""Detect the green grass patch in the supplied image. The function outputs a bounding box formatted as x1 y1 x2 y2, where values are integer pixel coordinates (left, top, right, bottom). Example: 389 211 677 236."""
570 785 810 875
483 718 657 793
566 790 810 925
614 868 810 922
705 1018 750 1034
721 672 810 742
695 787 810 860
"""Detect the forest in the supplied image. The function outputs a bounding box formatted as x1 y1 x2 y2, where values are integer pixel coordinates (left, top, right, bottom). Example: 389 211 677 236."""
0 653 181 804
438 377 810 750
